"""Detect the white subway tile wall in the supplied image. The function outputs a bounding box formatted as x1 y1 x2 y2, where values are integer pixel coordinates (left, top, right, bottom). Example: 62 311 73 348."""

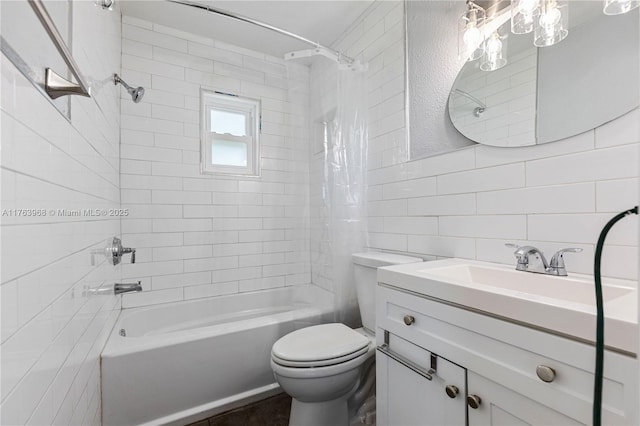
0 2 121 425
334 1 638 281
120 16 311 307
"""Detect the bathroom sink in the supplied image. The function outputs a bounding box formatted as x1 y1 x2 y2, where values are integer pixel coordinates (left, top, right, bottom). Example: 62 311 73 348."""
377 258 638 354
422 263 632 306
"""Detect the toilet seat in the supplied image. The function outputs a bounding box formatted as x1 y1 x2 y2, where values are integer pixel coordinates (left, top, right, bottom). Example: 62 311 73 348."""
272 345 370 367
271 323 371 368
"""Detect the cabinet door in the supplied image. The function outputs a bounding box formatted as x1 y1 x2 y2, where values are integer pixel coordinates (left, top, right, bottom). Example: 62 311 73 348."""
467 371 584 426
377 334 466 426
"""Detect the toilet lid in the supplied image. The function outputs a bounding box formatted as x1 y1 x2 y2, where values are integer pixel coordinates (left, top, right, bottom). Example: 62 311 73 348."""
272 345 370 367
272 323 370 364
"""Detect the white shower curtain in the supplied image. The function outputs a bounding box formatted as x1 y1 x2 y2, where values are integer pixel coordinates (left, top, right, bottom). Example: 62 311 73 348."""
288 57 368 327
325 62 369 326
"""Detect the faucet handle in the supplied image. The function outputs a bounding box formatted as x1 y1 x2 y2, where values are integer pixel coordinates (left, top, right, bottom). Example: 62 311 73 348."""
549 247 583 266
506 244 549 272
548 248 583 276
505 243 524 257
108 237 137 265
505 243 528 271
122 247 136 264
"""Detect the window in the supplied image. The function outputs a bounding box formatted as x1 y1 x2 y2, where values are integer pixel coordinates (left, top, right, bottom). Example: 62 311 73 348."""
201 90 260 176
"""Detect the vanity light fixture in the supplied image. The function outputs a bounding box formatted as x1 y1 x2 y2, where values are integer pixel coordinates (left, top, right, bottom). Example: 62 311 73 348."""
461 0 637 72
603 0 639 15
458 2 486 61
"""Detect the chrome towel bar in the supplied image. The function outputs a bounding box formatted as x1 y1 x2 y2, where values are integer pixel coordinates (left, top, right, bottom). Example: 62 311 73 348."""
28 0 91 99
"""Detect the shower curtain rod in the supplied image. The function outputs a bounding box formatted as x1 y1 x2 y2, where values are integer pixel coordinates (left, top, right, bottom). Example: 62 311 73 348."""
167 0 354 64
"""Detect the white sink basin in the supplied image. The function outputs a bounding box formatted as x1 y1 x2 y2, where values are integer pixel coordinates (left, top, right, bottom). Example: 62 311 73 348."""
377 258 637 354
423 263 632 306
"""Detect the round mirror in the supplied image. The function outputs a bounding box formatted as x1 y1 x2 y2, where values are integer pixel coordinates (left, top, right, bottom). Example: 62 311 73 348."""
448 1 638 147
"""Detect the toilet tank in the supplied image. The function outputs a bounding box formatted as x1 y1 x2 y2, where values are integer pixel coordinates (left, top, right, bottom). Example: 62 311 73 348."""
352 252 422 333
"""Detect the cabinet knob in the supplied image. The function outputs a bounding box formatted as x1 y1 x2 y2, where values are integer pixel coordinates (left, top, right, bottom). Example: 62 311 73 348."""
467 394 482 409
536 365 556 383
403 315 415 326
445 385 459 398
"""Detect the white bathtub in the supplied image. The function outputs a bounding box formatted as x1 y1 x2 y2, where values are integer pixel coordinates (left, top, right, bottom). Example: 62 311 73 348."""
101 285 333 426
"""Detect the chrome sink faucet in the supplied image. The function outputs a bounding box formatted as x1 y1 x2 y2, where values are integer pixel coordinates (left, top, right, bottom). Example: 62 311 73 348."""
505 244 582 276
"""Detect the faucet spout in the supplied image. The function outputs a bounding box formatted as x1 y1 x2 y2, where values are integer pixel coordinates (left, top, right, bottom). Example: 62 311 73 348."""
114 281 142 295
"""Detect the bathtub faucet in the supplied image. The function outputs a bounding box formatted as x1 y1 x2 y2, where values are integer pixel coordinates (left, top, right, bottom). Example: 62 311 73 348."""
114 281 142 295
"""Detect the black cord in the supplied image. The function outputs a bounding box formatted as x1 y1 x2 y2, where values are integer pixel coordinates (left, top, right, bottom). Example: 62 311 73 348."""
593 206 638 426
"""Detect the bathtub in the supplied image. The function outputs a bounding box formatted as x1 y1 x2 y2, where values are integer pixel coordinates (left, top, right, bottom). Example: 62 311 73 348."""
101 285 334 426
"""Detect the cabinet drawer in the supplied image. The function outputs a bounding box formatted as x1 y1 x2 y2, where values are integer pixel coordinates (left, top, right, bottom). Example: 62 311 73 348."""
376 285 636 425
376 331 466 426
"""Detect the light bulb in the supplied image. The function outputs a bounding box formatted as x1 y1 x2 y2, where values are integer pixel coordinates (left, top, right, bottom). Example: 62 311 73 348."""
534 0 567 46
485 34 503 67
511 0 539 34
459 5 485 61
480 32 507 71
463 24 482 50
519 0 539 13
539 6 561 27
485 36 503 55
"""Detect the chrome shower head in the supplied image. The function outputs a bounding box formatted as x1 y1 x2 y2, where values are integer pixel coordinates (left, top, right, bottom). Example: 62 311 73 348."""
128 86 145 103
114 74 145 103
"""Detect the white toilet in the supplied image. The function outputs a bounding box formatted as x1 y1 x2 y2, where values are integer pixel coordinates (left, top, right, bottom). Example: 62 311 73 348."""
270 252 423 426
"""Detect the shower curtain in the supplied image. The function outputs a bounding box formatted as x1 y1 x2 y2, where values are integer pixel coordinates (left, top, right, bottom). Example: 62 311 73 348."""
288 57 369 327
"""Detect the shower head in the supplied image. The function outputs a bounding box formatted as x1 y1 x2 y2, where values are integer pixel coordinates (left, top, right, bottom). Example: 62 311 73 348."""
128 86 145 103
114 74 145 103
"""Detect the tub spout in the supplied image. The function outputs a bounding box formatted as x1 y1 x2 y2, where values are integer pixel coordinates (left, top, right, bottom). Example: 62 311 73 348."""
114 281 142 295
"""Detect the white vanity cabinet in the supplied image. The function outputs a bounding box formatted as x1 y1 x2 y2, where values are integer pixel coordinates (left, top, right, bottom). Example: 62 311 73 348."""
376 284 638 426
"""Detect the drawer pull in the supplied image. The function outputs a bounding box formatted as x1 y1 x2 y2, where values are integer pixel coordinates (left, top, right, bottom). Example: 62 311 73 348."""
467 394 482 409
536 365 556 383
403 315 415 325
445 385 459 398
377 344 434 381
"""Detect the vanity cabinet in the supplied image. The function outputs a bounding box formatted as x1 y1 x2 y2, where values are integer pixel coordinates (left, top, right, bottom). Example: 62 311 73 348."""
376 285 638 426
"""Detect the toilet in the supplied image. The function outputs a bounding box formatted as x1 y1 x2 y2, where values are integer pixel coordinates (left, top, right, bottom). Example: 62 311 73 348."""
270 252 423 426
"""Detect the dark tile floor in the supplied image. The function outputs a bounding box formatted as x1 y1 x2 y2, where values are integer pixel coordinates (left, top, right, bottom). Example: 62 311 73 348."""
186 393 292 426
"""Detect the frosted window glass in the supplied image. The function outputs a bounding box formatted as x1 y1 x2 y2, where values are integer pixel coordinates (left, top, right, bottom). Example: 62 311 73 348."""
212 140 247 167
210 110 247 136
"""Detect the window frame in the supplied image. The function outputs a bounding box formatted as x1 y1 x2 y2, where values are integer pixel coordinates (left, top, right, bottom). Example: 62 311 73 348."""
200 90 261 177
